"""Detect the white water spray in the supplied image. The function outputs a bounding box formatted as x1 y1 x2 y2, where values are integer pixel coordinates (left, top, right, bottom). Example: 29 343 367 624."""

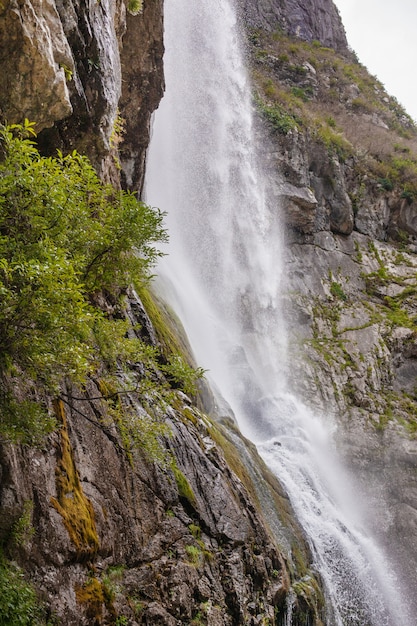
145 1 411 624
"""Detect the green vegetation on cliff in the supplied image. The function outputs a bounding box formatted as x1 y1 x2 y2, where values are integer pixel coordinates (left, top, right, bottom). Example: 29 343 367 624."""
0 123 203 444
251 29 417 198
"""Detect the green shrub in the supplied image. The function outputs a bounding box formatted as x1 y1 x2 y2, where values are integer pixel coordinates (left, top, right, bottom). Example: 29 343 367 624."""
0 123 167 440
161 355 205 397
259 102 298 134
0 553 49 625
378 177 394 191
330 282 347 301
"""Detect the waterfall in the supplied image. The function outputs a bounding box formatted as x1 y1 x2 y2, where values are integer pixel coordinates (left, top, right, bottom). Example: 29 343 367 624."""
145 1 411 624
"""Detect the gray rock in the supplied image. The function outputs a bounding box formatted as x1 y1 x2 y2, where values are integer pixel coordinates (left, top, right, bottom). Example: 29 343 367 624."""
239 0 349 52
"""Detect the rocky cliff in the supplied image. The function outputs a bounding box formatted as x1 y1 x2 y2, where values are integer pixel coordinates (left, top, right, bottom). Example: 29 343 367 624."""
246 14 417 608
0 0 163 191
239 0 349 52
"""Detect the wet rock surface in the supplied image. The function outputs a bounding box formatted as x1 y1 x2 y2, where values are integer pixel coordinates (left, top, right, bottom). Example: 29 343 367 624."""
0 379 304 624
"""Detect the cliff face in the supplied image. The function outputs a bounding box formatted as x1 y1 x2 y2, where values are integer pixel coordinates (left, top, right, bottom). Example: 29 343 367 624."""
239 0 349 52
0 286 322 625
0 0 163 190
0 346 290 623
247 17 417 606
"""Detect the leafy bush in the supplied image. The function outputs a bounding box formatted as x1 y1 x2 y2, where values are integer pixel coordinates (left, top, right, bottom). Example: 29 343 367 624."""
258 101 298 134
0 553 49 625
0 123 167 439
161 355 206 396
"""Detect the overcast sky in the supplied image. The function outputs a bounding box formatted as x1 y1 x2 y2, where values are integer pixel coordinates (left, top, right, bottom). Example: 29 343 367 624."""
334 0 417 122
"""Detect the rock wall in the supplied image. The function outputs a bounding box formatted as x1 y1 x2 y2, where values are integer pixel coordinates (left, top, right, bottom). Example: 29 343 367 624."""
0 0 163 190
0 0 73 129
246 14 417 609
239 0 349 52
0 290 321 625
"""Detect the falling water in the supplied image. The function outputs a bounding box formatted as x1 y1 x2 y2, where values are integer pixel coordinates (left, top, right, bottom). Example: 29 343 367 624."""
145 0 411 624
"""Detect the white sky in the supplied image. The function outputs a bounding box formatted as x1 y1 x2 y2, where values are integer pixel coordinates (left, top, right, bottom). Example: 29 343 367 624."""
334 0 417 122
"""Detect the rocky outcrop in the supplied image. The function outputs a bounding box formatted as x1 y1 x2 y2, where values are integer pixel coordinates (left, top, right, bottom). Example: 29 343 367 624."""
282 230 417 612
244 2 417 612
0 398 281 624
119 4 164 193
0 289 321 625
0 0 73 129
239 0 349 52
0 0 164 190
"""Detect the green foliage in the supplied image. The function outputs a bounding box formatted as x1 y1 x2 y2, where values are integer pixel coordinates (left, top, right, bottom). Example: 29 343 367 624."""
291 86 312 102
11 501 35 549
188 523 201 539
160 355 205 397
102 565 125 606
314 124 352 160
378 177 394 191
0 392 56 444
330 281 347 301
354 240 363 262
185 544 203 566
401 188 414 203
0 552 50 625
135 286 206 399
127 0 142 15
0 123 167 441
137 285 196 364
258 100 299 134
250 27 417 194
113 400 171 466
172 465 196 506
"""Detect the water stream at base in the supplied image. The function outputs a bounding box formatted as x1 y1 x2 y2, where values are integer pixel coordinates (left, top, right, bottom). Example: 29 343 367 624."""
145 0 411 623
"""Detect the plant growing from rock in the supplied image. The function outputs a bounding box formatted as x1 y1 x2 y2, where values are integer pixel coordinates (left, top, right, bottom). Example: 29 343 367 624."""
0 123 206 449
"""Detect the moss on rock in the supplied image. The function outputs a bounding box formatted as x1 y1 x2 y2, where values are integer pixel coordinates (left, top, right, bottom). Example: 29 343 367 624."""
51 400 99 558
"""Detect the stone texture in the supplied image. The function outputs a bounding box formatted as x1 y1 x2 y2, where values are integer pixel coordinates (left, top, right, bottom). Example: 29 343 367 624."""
35 0 127 181
279 181 318 233
0 289 319 625
10 0 166 191
239 0 349 52
119 1 165 193
0 0 73 129
0 369 306 625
